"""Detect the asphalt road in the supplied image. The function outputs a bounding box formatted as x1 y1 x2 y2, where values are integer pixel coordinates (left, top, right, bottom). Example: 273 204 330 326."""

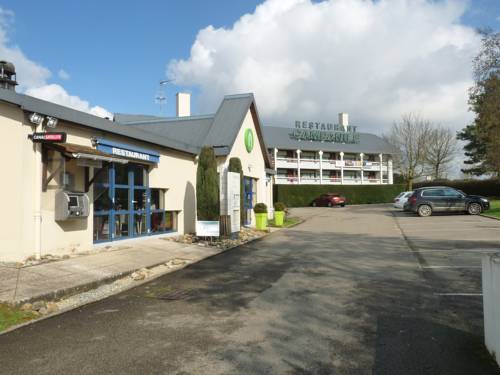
1 205 499 374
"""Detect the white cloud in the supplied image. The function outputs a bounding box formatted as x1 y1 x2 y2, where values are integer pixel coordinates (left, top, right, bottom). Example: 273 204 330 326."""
168 0 480 134
58 69 70 80
0 7 110 118
26 84 112 118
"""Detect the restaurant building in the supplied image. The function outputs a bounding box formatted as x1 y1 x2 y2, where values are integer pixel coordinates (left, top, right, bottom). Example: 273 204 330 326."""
263 114 395 185
0 62 273 262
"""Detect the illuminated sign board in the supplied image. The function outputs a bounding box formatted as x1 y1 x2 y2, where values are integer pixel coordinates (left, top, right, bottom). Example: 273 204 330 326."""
289 120 360 144
28 132 67 143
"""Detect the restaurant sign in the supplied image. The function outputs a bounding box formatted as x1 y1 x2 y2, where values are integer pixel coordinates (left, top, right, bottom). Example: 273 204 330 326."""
289 120 360 144
95 138 160 163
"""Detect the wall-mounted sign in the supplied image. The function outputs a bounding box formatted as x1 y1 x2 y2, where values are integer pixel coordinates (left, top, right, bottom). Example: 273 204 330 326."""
95 138 160 163
244 128 254 153
28 132 67 143
290 120 360 144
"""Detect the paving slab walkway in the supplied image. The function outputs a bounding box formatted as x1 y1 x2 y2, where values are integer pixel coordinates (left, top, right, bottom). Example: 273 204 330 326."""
0 236 221 303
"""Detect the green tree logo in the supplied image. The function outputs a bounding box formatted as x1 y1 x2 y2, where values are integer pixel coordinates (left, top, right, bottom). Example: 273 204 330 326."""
244 128 254 153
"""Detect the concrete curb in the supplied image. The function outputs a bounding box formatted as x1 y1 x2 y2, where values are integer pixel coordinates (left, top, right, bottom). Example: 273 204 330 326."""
0 228 284 336
481 214 500 221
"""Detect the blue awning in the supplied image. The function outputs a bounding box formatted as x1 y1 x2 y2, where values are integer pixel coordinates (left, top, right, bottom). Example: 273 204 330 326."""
95 138 160 164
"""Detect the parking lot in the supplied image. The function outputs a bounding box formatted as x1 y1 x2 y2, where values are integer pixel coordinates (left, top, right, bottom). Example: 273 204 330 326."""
1 204 499 374
394 210 500 296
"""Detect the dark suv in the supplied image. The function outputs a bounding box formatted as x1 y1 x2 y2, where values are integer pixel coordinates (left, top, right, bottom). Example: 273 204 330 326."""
404 186 490 217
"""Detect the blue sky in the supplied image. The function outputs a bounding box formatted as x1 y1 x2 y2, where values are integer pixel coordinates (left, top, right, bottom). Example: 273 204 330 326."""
0 0 499 121
0 0 262 116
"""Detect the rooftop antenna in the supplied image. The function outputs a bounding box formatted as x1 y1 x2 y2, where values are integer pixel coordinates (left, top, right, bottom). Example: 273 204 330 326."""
155 79 173 115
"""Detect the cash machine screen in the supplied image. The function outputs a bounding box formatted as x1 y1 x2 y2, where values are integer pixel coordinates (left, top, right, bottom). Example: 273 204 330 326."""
69 196 78 207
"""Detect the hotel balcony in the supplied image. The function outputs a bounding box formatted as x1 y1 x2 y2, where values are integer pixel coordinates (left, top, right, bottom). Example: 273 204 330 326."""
274 157 388 171
275 175 390 185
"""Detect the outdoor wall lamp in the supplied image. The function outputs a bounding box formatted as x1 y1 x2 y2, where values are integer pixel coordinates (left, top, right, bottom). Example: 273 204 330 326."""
29 112 44 126
46 116 58 129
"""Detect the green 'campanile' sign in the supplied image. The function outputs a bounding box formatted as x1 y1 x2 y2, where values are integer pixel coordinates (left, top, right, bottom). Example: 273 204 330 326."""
244 128 254 153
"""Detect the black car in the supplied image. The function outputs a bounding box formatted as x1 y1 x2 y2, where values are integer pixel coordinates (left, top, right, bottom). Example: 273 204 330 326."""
404 186 490 217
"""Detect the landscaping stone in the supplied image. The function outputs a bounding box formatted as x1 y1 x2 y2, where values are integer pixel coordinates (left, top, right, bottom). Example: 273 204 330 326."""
20 303 33 312
131 271 145 281
32 301 46 311
46 302 59 314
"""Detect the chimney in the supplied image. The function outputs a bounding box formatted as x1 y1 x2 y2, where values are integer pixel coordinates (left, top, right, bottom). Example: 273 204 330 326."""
338 112 349 131
176 92 191 117
0 61 18 91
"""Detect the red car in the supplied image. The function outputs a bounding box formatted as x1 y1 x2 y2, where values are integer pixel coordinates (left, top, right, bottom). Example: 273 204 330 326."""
311 193 346 207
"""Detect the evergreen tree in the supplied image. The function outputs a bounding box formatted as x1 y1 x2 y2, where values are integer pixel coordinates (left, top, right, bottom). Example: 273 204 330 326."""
196 146 220 220
458 31 500 176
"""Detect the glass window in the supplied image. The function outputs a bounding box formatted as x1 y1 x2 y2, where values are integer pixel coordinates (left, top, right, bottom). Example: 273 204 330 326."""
422 189 445 197
94 185 112 211
92 163 110 185
114 214 130 238
443 188 462 197
133 189 147 211
93 215 110 241
114 163 129 185
150 189 164 211
131 164 147 187
115 188 129 211
134 213 147 236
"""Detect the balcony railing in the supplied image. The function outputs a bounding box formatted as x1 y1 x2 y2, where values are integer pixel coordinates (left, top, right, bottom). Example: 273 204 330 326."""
275 177 390 185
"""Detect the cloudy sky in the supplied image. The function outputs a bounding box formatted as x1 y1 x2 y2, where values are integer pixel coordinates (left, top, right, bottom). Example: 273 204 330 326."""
0 0 499 136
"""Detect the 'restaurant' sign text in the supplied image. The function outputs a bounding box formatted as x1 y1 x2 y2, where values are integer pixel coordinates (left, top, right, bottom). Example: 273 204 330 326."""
290 120 360 144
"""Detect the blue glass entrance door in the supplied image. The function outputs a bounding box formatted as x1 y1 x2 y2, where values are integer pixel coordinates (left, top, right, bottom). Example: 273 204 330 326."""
243 177 256 226
93 163 150 243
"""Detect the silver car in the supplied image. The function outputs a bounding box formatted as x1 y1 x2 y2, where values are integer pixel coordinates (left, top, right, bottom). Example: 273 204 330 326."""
393 191 413 209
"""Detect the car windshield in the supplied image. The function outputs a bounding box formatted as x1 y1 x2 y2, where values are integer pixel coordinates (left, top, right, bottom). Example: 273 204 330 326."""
404 192 413 198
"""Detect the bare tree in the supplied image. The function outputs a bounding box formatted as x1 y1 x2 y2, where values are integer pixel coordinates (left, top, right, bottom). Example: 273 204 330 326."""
384 113 432 190
424 126 457 179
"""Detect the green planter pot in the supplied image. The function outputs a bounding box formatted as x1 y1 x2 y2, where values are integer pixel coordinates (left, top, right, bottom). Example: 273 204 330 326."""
274 211 285 226
255 213 267 230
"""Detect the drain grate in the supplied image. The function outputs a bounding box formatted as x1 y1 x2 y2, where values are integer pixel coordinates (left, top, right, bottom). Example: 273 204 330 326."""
156 289 195 301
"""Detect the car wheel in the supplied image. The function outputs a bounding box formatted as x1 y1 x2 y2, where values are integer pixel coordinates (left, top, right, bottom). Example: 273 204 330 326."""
327 202 332 207
312 202 317 207
417 204 432 217
467 202 482 215
341 204 345 207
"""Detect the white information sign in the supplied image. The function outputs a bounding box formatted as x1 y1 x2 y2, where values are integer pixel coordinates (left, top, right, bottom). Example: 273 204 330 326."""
227 172 241 233
196 221 220 237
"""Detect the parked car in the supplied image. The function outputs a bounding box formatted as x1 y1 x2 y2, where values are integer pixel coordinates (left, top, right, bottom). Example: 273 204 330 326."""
393 191 413 209
404 186 490 217
311 193 346 207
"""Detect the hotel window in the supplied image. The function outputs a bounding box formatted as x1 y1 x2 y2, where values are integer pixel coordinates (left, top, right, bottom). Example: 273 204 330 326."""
150 188 176 233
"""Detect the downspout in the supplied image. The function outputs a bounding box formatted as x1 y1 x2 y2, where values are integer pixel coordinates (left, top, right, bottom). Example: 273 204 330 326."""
33 123 42 260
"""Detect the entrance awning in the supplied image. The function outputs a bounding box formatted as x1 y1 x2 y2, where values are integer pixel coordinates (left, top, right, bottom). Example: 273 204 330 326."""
47 143 129 164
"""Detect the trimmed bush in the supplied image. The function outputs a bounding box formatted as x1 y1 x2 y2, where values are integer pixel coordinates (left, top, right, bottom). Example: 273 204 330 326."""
274 202 286 212
274 184 406 207
414 178 500 198
196 146 220 220
253 203 268 213
228 157 244 222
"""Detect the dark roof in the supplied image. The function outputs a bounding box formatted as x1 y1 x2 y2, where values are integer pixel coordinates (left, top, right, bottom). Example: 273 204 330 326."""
113 113 167 124
0 89 200 155
124 93 272 167
262 126 397 154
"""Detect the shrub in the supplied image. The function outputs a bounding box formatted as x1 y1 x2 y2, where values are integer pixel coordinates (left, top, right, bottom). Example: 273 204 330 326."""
274 184 406 207
228 157 244 221
274 202 286 212
253 203 268 214
196 146 220 220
